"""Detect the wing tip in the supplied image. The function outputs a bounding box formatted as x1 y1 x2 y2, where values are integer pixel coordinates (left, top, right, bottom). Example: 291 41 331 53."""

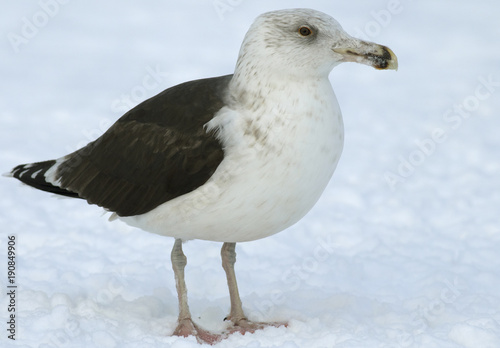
9 159 81 199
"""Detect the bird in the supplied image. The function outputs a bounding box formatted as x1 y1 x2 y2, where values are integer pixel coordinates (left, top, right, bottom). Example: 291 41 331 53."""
7 8 397 344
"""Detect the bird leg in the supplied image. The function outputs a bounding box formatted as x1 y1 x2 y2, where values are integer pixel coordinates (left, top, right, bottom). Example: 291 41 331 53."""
221 242 246 323
171 239 221 344
221 242 287 334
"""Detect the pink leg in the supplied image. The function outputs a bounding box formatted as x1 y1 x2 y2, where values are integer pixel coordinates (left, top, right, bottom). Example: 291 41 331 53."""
221 242 288 335
171 239 222 344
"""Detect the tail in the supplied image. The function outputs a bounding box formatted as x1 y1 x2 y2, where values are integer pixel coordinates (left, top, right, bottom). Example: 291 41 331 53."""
8 160 81 198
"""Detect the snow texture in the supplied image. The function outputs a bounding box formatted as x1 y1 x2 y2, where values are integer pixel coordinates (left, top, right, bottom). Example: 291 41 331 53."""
1 1 499 347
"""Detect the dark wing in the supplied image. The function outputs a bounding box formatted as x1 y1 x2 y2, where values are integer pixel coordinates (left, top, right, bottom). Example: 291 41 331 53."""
11 75 232 217
11 160 80 198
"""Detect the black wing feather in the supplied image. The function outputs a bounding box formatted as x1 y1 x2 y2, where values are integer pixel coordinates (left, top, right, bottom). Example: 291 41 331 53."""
11 161 79 198
11 75 232 217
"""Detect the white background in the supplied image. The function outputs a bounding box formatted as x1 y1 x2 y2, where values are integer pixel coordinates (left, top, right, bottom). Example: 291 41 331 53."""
1 1 499 347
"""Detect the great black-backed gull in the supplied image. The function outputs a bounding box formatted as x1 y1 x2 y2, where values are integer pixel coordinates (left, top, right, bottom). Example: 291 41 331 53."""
8 8 397 344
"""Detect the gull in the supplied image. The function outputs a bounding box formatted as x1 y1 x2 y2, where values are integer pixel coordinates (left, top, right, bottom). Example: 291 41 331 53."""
8 8 397 344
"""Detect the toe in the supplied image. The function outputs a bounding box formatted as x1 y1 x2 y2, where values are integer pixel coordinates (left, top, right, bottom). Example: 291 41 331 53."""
172 319 222 345
225 319 287 335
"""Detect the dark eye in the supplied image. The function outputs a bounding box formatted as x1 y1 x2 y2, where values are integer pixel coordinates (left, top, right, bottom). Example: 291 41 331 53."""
299 26 312 36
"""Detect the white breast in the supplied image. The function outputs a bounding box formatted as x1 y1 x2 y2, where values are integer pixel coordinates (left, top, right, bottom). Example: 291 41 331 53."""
120 78 344 242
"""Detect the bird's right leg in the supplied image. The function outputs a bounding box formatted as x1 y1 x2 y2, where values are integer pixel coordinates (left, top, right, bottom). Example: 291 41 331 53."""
171 239 221 344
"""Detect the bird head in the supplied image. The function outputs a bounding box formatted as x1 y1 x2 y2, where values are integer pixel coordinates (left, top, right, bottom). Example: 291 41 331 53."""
236 8 398 79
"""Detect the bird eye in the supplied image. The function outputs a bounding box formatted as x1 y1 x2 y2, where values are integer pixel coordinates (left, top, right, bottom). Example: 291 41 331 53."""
299 26 313 36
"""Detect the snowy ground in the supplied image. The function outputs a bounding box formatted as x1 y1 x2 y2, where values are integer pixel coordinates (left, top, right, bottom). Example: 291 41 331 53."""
1 1 499 347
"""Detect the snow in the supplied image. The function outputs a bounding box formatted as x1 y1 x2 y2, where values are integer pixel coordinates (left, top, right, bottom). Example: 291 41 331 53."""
1 1 499 347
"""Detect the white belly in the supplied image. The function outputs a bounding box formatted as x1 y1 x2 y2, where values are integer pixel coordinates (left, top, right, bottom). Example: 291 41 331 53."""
120 79 344 242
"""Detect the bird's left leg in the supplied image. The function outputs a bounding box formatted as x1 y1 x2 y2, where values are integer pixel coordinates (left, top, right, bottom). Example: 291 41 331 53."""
221 242 287 334
221 242 246 324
